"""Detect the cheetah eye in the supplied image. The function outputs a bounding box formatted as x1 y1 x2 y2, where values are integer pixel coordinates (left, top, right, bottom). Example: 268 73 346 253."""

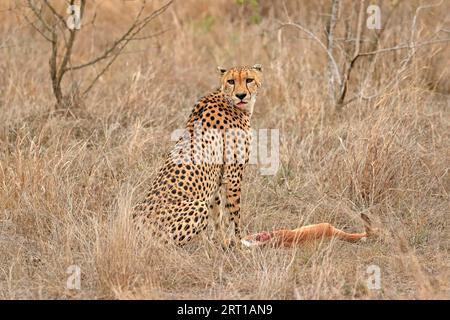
227 79 235 85
246 78 254 84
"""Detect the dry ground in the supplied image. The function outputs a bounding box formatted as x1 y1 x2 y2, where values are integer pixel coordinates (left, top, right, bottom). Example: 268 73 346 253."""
0 0 449 299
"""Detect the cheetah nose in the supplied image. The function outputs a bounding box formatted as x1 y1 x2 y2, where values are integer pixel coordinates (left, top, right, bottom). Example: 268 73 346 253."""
235 93 247 100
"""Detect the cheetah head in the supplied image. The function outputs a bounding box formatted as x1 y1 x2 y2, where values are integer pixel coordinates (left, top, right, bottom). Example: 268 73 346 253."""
217 64 263 114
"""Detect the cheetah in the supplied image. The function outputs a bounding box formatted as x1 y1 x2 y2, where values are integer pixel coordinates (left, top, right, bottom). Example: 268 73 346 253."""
132 64 263 246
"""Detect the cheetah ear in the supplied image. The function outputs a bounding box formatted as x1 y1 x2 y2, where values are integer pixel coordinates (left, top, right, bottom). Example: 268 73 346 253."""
217 66 227 75
252 64 263 72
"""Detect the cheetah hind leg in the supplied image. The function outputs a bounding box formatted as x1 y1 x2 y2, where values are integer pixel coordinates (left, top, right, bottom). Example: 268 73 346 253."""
169 201 210 246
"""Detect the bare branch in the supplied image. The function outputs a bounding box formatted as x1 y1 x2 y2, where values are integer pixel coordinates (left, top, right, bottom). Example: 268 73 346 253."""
277 21 342 86
124 28 170 41
22 0 172 107
356 38 450 57
49 30 61 104
57 0 86 86
23 14 52 42
344 37 450 107
68 0 172 73
81 0 173 95
410 0 443 46
26 0 53 34
325 0 340 104
42 0 67 27
82 46 122 96
336 0 365 110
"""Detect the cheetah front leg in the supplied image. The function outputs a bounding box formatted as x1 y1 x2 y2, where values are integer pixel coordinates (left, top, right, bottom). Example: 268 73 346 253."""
208 187 229 243
224 181 242 246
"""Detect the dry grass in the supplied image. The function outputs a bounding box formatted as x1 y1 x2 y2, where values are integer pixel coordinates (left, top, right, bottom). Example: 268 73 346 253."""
0 0 449 299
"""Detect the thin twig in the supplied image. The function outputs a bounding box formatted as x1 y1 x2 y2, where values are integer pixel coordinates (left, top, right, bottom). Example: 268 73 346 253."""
42 0 66 26
26 0 53 34
81 0 173 95
356 39 450 57
68 0 172 72
277 21 342 86
23 15 52 42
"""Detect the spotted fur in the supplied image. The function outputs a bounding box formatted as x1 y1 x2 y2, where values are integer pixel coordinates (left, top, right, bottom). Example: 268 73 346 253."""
133 64 263 246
